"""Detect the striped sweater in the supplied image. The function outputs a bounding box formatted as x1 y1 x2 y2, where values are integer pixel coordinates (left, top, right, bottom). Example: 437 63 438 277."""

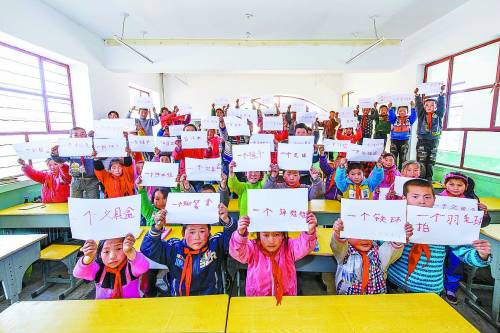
387 243 491 293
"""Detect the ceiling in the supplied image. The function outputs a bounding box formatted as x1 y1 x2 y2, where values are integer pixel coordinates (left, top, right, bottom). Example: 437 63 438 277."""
42 0 468 40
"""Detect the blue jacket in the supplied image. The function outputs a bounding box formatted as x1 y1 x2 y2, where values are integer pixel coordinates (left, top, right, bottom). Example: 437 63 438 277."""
389 108 417 141
416 94 446 140
334 166 384 193
140 218 236 296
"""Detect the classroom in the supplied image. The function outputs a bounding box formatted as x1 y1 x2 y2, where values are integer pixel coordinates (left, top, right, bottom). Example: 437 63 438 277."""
0 0 499 332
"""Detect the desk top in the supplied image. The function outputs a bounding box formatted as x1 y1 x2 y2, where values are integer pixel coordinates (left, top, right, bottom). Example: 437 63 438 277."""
480 197 500 212
481 224 500 242
135 226 333 256
0 295 229 333
226 294 478 333
0 203 68 216
0 234 47 260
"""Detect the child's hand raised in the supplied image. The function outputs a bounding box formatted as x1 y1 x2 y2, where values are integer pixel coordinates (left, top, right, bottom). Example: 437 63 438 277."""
333 218 344 238
472 239 491 260
135 176 144 191
309 167 320 180
123 233 137 260
91 149 97 159
17 158 26 166
270 163 279 178
229 161 236 176
338 158 347 168
414 87 419 95
220 172 228 189
237 216 250 236
81 239 97 264
154 209 167 230
376 156 383 168
404 223 413 243
318 145 325 157
51 145 59 156
306 211 317 235
219 203 230 225
478 202 488 212
154 147 161 157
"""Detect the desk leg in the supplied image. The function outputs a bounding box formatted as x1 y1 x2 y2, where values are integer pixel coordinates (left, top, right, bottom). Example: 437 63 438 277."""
0 242 40 304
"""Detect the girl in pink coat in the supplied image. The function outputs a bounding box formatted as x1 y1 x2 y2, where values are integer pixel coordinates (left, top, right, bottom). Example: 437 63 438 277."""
229 213 317 304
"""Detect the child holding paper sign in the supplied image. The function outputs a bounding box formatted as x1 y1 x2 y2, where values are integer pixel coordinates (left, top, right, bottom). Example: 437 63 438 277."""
386 160 421 200
335 126 362 158
439 172 490 304
172 124 209 176
140 204 237 296
355 105 376 144
389 104 417 169
318 145 341 200
93 150 135 198
264 164 324 200
229 214 317 304
374 153 401 200
127 107 159 136
335 158 384 200
18 157 71 203
73 234 149 299
387 179 491 294
373 104 391 147
331 218 413 295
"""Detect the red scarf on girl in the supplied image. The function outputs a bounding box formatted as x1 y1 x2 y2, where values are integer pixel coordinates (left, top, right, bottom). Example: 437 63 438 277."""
257 242 284 305
104 259 128 299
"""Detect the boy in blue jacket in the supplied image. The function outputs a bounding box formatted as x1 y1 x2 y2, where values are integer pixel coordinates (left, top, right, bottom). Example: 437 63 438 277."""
389 103 417 170
140 204 236 296
415 85 446 180
335 157 384 200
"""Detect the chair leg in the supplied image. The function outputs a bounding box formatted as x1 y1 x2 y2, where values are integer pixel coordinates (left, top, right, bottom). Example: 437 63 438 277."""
58 253 82 300
31 261 52 298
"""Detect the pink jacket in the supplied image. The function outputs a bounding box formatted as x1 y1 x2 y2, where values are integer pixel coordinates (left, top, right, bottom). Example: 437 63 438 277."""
22 164 71 203
229 230 316 297
73 252 149 299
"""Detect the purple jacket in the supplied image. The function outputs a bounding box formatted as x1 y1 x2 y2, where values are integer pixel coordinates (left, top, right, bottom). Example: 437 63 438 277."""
319 155 341 200
229 230 316 297
374 165 401 200
73 252 149 299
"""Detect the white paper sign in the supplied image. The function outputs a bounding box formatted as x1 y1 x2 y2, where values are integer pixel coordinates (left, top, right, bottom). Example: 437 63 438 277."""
68 195 141 240
232 144 271 172
338 108 355 119
394 176 414 196
201 116 220 130
262 116 283 131
155 136 177 152
407 206 484 245
93 120 126 139
128 135 155 152
141 162 179 187
346 143 383 162
181 131 208 149
260 95 274 105
169 124 185 137
250 134 275 151
224 116 250 136
290 102 306 113
94 138 127 157
358 97 375 109
376 93 392 104
176 103 192 116
13 141 53 160
434 196 478 212
248 188 308 232
340 117 358 128
214 97 229 107
227 107 258 124
238 96 252 106
323 139 350 152
99 119 136 132
296 112 317 125
288 136 314 145
134 96 153 109
390 93 414 106
261 107 277 115
277 143 313 171
57 138 93 157
340 199 407 242
166 192 220 224
363 138 385 150
185 158 222 181
417 82 443 96
378 187 390 200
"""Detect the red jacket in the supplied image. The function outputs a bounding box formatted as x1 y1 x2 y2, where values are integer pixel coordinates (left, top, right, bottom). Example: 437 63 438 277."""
206 136 223 159
160 113 191 128
336 127 362 158
94 157 135 198
172 147 208 175
23 164 71 203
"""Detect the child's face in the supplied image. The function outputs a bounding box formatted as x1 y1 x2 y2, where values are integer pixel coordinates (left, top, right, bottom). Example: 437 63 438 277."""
47 160 59 174
185 126 196 132
347 168 363 184
362 108 370 115
101 238 126 268
136 162 144 175
404 185 435 208
379 106 388 116
184 224 210 250
344 128 353 135
246 171 261 184
71 128 87 138
397 107 408 116
295 128 308 136
110 163 123 177
160 156 170 163
216 109 225 118
445 179 467 197
207 129 215 139
108 112 119 119
382 156 395 168
139 109 148 119
424 100 436 113
329 111 336 120
259 232 284 253
163 128 170 137
153 191 166 209
348 239 373 252
283 170 300 187
402 164 420 178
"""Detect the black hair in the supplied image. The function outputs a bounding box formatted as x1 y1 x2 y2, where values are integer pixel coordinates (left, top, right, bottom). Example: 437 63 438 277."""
95 238 125 265
294 123 308 133
397 105 408 112
424 98 437 105
256 232 290 251
181 224 211 237
200 184 216 193
151 187 170 203
107 110 119 118
347 162 364 174
183 124 197 131
378 105 388 110
403 178 435 197
108 158 123 170
464 176 478 200
381 152 396 160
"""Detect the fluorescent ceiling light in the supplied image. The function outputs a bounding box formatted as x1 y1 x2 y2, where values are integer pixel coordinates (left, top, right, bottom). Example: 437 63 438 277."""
113 35 154 64
345 37 385 64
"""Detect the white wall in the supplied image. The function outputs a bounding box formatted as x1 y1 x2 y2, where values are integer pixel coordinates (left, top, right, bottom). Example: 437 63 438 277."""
0 0 161 127
163 73 343 119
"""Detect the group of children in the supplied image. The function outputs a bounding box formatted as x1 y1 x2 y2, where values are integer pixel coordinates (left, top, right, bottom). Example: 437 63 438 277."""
15 87 492 306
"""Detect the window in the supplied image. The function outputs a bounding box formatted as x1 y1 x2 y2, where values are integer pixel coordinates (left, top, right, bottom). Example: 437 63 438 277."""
424 38 500 176
0 41 75 179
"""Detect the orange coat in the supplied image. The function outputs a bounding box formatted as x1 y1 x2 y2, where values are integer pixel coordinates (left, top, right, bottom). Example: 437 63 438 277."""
94 157 135 198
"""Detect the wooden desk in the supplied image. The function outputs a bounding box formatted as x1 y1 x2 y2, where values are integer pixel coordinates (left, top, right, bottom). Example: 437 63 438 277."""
0 234 47 304
226 294 478 333
0 295 229 333
0 203 69 228
481 197 500 223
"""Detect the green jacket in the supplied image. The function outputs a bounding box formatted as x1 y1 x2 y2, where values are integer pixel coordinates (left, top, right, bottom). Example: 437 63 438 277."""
228 174 269 217
139 186 180 226
373 109 391 135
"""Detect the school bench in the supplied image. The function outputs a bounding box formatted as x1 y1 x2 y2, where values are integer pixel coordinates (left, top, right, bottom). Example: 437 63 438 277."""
0 295 229 333
0 234 47 304
225 293 479 333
